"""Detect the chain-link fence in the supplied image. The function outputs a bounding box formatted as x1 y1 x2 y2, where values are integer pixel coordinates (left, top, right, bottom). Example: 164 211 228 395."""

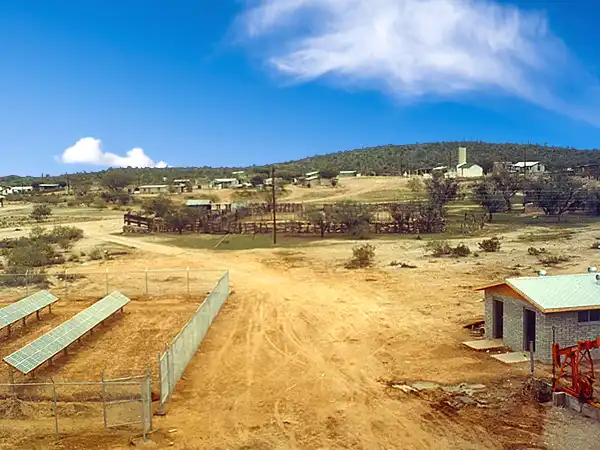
0 268 224 303
0 371 152 438
159 271 229 407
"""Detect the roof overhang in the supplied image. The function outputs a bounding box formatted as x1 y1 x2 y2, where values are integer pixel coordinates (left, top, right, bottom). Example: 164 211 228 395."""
475 280 600 313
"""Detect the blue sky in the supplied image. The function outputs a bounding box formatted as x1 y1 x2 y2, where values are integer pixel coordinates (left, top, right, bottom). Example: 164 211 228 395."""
1 0 600 176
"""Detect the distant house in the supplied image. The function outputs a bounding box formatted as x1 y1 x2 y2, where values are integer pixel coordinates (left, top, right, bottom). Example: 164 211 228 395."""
138 185 169 194
513 161 545 175
338 171 358 177
7 186 33 194
456 163 484 178
38 183 62 192
211 178 240 189
454 147 483 178
186 199 212 211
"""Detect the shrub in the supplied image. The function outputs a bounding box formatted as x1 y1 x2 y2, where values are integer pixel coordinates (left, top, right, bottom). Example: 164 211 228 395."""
390 261 417 268
527 247 547 256
88 247 103 261
425 240 453 257
538 252 570 266
0 267 48 287
30 204 52 222
478 237 501 252
346 244 376 269
426 240 471 257
451 243 471 257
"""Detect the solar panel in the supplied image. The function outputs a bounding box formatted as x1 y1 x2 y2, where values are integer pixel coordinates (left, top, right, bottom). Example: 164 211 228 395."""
0 290 58 330
4 291 130 374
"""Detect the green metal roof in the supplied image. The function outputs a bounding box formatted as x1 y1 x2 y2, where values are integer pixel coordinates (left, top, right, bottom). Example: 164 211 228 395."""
186 199 212 206
506 273 600 312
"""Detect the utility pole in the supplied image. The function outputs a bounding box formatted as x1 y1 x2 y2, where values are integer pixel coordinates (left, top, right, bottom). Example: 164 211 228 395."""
271 166 277 245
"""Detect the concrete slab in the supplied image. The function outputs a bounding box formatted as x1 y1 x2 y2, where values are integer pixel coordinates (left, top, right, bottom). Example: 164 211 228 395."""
491 352 530 364
463 339 505 351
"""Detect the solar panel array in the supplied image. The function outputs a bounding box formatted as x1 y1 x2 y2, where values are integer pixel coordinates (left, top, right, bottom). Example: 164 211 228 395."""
4 291 130 374
0 290 58 330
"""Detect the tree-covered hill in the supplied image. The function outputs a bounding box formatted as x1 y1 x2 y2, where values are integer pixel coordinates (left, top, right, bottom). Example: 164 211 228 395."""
2 141 600 186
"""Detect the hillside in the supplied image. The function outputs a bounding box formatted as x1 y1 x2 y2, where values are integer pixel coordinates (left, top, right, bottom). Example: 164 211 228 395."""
2 141 600 186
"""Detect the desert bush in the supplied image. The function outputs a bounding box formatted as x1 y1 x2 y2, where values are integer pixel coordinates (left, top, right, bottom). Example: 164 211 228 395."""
88 247 103 261
346 243 376 269
390 260 417 268
7 240 62 268
30 204 52 222
451 243 471 257
425 240 453 257
426 240 471 257
538 252 570 266
407 177 425 192
478 237 501 252
0 266 48 287
527 247 547 256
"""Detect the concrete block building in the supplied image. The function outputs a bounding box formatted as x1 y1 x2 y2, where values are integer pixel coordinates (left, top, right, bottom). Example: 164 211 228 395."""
477 270 600 363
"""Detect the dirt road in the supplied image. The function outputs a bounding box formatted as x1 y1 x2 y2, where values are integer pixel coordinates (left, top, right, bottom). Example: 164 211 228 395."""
5 216 597 449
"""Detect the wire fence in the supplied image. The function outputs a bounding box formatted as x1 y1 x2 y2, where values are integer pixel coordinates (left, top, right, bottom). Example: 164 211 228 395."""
0 371 152 438
159 270 229 407
0 268 225 303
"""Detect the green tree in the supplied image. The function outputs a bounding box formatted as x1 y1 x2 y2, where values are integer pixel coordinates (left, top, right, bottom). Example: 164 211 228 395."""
525 175 585 220
426 173 458 208
165 207 192 234
101 171 133 191
474 181 506 222
30 204 52 222
142 195 174 218
330 202 371 237
305 206 333 238
489 172 521 211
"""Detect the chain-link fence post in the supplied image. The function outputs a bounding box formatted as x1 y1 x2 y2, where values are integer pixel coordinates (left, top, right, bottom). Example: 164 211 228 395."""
142 368 152 439
105 267 109 295
64 269 69 300
145 268 149 297
52 381 59 438
101 372 107 428
186 267 190 298
25 269 29 297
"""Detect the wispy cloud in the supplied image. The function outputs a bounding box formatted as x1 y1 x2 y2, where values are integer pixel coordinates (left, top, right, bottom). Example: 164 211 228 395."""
59 137 168 168
237 0 600 125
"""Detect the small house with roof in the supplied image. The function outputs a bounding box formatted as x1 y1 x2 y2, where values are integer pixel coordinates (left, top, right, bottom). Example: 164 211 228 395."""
512 161 545 175
476 269 600 363
186 199 212 211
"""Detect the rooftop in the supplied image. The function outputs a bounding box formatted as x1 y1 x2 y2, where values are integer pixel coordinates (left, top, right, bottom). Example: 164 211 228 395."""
513 161 540 168
477 273 600 312
213 178 238 183
139 184 168 189
186 199 212 206
305 171 320 177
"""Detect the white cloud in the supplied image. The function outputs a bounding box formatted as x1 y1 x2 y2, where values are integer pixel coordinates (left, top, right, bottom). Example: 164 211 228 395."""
60 137 168 168
238 0 600 125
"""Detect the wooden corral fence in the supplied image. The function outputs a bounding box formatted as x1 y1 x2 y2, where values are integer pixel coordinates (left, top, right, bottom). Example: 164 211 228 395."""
123 201 446 235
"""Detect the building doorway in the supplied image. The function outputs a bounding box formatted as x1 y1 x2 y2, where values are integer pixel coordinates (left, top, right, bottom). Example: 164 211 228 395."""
493 300 504 338
524 308 536 351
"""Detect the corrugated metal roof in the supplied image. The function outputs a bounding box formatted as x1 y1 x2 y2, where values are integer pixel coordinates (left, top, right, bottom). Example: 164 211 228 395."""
186 199 212 206
513 161 540 168
505 273 600 312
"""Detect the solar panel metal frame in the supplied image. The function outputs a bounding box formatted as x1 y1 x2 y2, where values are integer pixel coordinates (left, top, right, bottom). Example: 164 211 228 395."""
0 290 58 330
3 291 130 374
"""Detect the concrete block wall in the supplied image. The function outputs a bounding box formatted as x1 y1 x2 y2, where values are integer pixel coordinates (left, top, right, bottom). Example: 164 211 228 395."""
483 293 544 359
483 293 494 339
537 311 600 363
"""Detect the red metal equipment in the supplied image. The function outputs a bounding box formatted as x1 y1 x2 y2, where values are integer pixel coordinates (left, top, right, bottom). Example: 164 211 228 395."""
552 337 600 403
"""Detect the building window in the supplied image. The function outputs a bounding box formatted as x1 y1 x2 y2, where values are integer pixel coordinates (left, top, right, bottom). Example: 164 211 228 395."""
578 310 600 323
